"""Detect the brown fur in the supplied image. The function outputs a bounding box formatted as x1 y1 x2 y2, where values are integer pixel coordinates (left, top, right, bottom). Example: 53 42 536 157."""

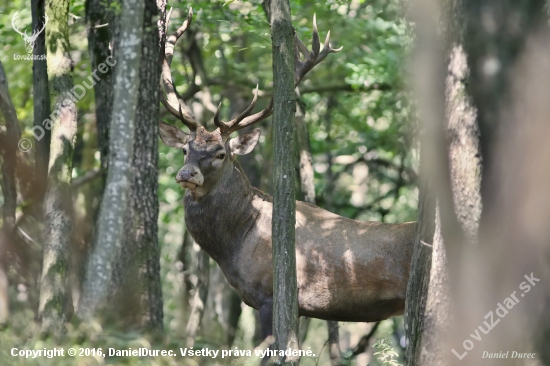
193 127 223 147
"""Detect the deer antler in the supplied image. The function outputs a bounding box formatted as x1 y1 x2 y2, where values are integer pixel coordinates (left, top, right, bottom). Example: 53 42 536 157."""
294 14 343 86
215 15 341 136
214 85 274 136
161 8 200 131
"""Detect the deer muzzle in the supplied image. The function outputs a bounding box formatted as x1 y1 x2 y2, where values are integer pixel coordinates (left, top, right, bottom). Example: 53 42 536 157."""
176 166 204 190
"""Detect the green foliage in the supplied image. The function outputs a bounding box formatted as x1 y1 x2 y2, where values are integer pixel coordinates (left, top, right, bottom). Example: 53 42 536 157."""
373 339 402 366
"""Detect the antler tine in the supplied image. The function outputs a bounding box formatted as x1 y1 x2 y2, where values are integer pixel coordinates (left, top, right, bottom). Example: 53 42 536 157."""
315 30 343 66
230 98 274 132
161 8 199 131
215 86 265 135
294 14 320 86
294 14 341 86
165 8 193 65
211 15 340 136
213 102 224 130
227 85 260 127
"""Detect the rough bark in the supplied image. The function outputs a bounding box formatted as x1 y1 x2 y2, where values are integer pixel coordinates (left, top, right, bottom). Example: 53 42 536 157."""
108 0 165 332
270 1 299 364
134 0 165 332
77 0 145 320
38 0 78 334
32 0 51 192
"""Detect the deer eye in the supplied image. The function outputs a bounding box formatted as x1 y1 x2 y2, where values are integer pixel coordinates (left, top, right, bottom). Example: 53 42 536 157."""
216 153 225 160
182 148 187 155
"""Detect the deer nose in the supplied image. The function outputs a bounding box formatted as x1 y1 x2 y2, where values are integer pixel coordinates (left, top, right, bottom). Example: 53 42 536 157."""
176 169 197 183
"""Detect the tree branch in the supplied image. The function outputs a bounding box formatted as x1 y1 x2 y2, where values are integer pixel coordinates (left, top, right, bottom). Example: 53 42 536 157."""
346 321 380 359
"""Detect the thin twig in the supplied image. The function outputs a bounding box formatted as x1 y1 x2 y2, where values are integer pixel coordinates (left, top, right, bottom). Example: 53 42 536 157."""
346 321 381 359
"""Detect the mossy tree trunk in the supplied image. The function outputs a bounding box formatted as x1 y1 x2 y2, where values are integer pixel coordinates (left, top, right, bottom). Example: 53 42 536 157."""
32 0 51 198
38 0 78 334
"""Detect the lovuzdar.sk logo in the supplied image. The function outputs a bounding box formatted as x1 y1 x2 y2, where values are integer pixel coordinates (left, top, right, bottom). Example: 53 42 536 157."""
11 11 48 60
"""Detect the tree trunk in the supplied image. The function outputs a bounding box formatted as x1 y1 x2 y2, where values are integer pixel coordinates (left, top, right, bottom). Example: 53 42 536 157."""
405 1 482 364
185 246 210 346
449 1 550 364
462 0 547 192
0 62 21 232
0 61 22 326
109 0 165 332
271 0 299 364
405 0 550 364
38 0 78 334
85 0 113 184
77 0 145 321
32 0 51 195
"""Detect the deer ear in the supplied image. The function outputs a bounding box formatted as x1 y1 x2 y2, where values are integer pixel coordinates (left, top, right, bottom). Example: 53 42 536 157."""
230 128 261 155
159 121 189 149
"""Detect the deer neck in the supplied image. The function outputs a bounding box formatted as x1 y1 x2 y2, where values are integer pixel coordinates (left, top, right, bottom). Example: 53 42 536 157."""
183 160 266 264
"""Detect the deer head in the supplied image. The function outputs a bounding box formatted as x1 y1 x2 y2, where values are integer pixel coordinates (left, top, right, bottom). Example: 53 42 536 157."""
11 11 48 54
159 9 341 199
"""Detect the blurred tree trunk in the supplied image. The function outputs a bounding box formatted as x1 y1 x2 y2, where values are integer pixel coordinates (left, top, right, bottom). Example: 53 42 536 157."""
322 96 336 210
406 0 549 365
77 0 145 321
271 0 299 364
38 0 78 334
405 0 482 364
454 0 550 364
185 246 209 346
31 0 51 200
0 61 22 326
0 62 21 233
406 46 482 366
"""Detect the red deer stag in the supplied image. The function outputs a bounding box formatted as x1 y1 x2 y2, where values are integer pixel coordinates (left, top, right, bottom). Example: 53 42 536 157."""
159 9 416 340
